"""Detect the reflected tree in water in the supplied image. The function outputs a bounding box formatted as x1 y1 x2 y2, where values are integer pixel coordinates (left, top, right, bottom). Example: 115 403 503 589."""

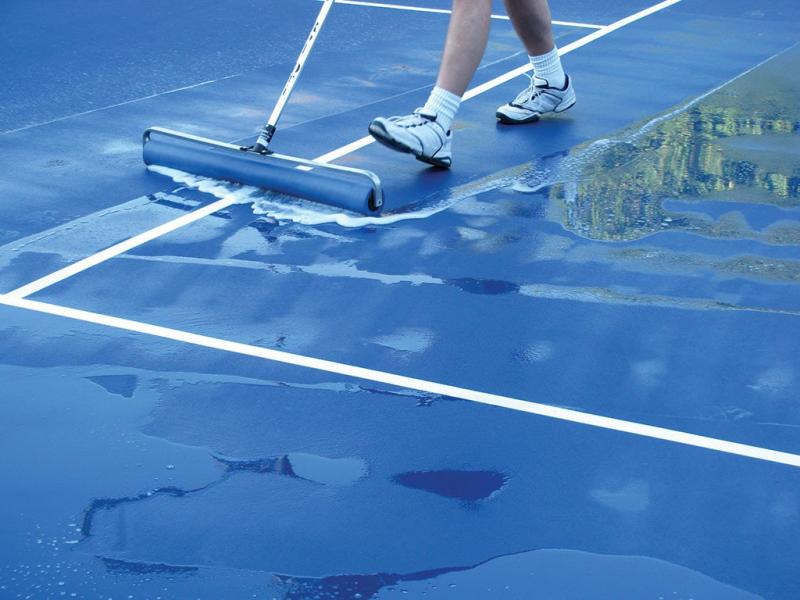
544 67 800 241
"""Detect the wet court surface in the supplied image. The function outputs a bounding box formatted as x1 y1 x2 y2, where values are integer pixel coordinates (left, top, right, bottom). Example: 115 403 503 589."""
1 0 799 599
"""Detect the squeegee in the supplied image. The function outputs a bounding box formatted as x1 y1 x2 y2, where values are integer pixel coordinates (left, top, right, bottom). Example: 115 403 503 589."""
143 0 382 214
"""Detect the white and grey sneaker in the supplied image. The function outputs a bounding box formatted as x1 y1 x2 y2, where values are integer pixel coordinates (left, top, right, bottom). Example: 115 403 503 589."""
496 74 576 124
368 108 452 168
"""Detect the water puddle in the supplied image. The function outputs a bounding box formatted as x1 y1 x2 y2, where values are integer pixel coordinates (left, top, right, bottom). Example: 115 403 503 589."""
271 548 761 600
215 453 367 487
393 469 507 501
80 451 367 540
85 374 139 399
510 44 800 243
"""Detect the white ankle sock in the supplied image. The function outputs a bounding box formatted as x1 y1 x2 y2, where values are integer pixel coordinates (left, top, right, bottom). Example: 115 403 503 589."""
423 86 461 132
530 47 566 89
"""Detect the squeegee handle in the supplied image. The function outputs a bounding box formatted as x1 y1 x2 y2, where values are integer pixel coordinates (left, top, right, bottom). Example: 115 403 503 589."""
253 0 336 153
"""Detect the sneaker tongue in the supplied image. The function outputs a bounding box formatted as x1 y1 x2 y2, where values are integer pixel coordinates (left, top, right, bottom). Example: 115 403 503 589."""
416 108 438 121
533 76 550 88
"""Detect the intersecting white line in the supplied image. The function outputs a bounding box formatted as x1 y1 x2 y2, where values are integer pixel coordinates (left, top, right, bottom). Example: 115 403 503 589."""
3 0 683 301
1 294 798 468
8 0 773 471
3 0 798 469
2 195 240 301
322 0 606 29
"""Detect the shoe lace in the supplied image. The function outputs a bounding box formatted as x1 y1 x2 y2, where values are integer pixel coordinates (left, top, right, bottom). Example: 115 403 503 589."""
514 74 544 105
389 108 434 127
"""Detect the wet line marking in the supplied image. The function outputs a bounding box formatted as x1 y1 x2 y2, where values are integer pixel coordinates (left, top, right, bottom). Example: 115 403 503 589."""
2 195 242 301
321 0 606 29
3 0 684 300
1 294 799 469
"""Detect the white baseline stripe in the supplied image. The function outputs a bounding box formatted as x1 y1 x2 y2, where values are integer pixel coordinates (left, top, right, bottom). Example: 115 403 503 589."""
324 0 605 29
1 294 798 469
4 0 681 299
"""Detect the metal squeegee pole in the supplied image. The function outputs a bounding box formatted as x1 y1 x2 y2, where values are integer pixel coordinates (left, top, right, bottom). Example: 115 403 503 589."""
254 0 336 152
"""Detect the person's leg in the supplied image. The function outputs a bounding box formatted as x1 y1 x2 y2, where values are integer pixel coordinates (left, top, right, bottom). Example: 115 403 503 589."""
503 0 555 58
496 0 575 124
368 0 492 168
435 0 493 97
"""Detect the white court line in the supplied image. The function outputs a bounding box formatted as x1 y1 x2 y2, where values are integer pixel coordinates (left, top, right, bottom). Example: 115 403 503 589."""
1 75 241 136
323 0 605 29
5 0 796 471
3 195 240 300
1 294 798 469
3 0 684 300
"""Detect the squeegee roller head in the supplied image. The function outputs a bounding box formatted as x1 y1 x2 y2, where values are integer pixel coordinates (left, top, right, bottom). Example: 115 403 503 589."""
143 128 381 214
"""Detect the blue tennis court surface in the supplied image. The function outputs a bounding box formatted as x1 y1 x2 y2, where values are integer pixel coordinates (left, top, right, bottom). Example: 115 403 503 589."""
1 0 799 598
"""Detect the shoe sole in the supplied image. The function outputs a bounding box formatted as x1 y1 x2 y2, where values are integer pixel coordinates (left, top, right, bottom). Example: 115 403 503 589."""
368 121 451 168
496 98 576 125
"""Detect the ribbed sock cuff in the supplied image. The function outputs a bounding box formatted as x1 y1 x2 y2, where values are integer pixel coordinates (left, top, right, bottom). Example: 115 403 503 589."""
424 86 461 131
529 47 566 88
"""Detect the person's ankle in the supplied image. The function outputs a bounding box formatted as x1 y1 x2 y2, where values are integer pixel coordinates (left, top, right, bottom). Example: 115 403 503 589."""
423 86 462 132
529 47 566 89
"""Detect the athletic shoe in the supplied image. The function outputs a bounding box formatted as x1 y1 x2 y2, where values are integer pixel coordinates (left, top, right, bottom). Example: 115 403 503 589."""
496 74 576 124
368 108 452 168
